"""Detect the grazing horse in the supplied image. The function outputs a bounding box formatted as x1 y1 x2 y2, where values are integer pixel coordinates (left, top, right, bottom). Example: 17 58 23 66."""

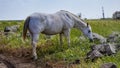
23 10 93 60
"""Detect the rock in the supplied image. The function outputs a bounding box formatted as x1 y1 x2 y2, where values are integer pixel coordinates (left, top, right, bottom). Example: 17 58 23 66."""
4 32 15 36
0 61 8 68
92 33 107 44
86 50 103 62
86 32 120 61
100 62 117 68
4 25 20 33
4 25 20 36
115 43 120 51
4 27 11 32
91 43 116 55
107 32 120 43
104 43 116 55
91 44 105 53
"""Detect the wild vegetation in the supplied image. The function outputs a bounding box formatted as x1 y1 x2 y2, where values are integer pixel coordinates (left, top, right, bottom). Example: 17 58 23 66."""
0 19 120 68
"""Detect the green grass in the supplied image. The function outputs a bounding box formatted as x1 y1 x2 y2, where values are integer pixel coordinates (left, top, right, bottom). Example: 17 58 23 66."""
87 19 120 36
0 19 120 68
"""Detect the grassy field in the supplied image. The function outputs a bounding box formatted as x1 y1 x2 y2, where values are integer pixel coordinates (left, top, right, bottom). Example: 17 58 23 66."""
0 19 120 68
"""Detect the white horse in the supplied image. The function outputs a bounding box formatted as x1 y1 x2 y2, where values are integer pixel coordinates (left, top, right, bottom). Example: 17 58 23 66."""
23 10 93 60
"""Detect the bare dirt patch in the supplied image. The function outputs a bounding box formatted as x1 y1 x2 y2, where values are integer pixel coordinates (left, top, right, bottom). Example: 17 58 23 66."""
0 48 37 68
0 47 76 68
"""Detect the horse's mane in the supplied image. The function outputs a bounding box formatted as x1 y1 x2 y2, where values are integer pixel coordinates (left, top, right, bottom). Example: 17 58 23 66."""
59 10 85 22
59 10 87 27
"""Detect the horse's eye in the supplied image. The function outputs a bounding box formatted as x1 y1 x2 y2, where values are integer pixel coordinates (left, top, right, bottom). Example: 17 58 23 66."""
88 30 91 33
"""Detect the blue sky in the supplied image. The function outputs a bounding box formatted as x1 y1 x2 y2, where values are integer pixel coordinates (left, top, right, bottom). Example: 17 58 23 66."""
0 0 120 20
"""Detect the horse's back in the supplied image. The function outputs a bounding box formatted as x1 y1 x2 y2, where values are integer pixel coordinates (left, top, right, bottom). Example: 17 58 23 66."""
28 11 74 34
28 12 64 34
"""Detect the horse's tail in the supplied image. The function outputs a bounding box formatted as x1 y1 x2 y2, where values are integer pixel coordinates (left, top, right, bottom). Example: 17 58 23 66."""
23 17 30 41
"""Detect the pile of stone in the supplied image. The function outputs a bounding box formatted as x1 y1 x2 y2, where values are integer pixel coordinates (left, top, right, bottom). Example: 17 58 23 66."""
100 62 117 68
4 25 20 35
86 32 120 61
92 33 107 44
86 43 116 61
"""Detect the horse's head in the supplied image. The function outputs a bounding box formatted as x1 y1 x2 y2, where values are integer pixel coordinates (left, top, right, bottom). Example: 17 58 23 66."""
83 23 93 42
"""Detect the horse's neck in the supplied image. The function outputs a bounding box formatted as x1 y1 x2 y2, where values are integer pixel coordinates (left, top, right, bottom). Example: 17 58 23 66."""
58 10 87 31
65 11 87 30
74 18 87 31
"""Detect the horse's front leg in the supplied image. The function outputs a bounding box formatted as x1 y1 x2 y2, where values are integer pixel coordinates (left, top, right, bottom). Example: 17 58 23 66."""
59 33 63 46
31 33 39 60
64 29 70 47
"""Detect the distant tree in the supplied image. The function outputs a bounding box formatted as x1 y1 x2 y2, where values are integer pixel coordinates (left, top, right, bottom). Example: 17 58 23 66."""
113 11 120 19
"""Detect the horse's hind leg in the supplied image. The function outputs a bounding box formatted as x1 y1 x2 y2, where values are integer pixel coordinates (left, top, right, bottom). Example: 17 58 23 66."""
31 33 39 60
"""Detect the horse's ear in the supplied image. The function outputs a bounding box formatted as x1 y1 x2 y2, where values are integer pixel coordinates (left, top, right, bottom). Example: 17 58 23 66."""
87 23 89 27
